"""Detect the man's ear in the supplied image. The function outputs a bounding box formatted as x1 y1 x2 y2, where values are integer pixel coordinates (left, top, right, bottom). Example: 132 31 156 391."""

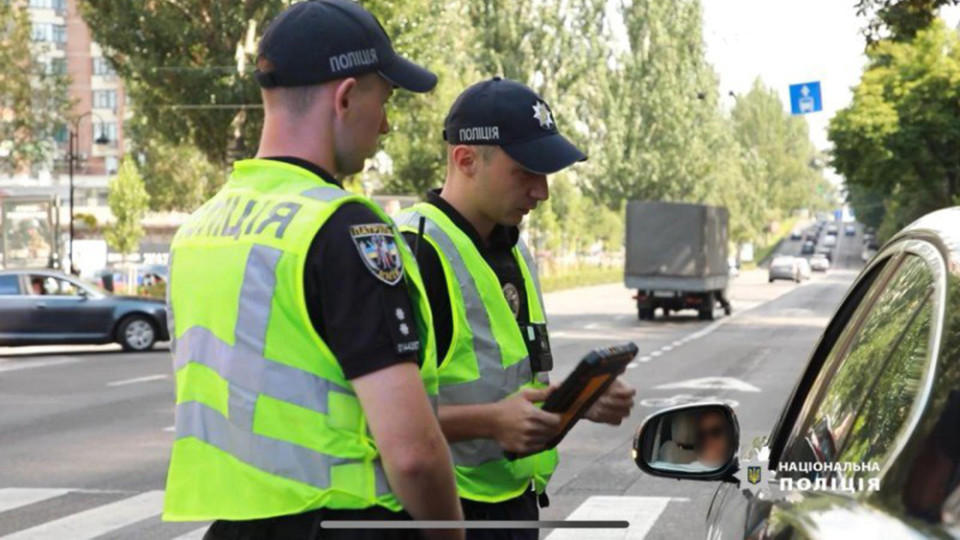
333 78 358 121
451 145 479 177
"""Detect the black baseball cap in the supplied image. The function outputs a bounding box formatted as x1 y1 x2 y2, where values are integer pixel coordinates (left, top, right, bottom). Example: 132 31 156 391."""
255 0 437 93
443 77 586 174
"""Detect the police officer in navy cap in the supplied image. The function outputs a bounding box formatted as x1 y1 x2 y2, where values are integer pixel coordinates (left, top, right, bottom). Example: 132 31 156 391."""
162 1 463 539
396 78 636 539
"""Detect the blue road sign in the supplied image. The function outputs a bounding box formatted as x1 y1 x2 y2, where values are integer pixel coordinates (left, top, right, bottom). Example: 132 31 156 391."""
789 81 822 115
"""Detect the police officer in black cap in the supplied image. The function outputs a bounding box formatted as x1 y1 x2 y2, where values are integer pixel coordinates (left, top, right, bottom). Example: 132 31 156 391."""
396 78 636 539
163 1 463 539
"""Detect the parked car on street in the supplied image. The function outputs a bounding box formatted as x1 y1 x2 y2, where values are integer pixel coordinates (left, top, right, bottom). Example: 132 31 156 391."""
801 240 816 255
768 256 804 283
633 207 960 539
809 254 830 272
0 269 169 351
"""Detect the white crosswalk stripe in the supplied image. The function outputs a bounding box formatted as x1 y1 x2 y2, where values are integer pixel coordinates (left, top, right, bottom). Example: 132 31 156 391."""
546 496 676 540
0 489 69 514
0 490 165 540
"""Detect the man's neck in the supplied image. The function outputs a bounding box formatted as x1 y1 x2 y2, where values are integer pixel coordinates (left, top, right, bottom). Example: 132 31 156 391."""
255 115 339 178
438 182 495 243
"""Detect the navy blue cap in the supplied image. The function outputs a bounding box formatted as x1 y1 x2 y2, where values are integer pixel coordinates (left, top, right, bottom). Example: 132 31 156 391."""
255 0 437 93
443 77 586 174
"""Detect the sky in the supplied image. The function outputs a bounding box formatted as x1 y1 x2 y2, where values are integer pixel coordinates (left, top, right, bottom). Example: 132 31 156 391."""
700 1 960 183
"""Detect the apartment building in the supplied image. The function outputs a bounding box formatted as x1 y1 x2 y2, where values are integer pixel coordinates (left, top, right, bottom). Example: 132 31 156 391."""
1 0 128 222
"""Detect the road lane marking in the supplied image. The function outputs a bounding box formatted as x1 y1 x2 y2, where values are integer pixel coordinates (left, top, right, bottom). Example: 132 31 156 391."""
650 351 662 357
0 357 79 373
655 377 761 393
0 490 164 540
585 323 601 330
545 496 679 539
637 356 652 362
163 425 175 432
0 489 70 514
172 527 209 540
106 374 168 387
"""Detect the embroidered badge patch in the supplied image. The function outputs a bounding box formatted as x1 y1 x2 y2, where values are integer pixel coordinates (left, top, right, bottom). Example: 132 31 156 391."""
349 223 404 286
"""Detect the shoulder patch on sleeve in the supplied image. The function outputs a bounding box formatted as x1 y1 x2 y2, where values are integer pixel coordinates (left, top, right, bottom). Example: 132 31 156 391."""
349 223 404 286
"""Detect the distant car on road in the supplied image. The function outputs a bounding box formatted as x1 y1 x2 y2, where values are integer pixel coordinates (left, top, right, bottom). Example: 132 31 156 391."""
633 206 960 539
768 256 804 283
801 241 816 255
845 223 857 236
823 235 837 248
790 229 803 240
809 254 830 272
826 224 839 236
0 269 169 351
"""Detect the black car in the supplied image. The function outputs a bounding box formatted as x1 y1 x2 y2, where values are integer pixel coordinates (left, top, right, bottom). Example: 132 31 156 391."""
633 207 960 538
0 269 169 351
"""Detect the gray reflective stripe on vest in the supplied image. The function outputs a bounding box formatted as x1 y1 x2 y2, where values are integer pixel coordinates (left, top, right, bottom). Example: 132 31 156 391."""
301 186 348 202
397 210 532 466
176 400 360 491
173 243 390 497
515 239 547 324
166 251 176 356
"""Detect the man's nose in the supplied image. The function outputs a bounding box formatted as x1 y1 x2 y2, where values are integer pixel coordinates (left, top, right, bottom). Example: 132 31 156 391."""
380 113 390 135
530 174 549 201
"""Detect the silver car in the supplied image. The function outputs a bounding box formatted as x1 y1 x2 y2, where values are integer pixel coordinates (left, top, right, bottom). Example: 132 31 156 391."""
769 256 802 283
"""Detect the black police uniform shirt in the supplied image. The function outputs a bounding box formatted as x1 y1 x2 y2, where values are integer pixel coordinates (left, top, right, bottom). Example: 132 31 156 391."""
264 157 421 378
401 189 529 365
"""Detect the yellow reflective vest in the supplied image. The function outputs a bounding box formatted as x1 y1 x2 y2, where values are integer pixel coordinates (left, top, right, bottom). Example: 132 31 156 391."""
396 202 557 503
163 159 437 521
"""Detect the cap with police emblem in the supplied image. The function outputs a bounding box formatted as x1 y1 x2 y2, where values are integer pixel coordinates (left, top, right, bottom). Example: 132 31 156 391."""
443 77 587 174
255 0 437 93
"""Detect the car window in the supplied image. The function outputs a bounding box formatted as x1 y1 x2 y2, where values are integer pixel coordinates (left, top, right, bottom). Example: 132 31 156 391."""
28 275 81 296
782 255 934 478
0 275 21 295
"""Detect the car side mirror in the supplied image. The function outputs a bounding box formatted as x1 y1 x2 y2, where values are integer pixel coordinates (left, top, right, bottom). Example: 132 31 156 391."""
633 402 740 481
77 288 90 299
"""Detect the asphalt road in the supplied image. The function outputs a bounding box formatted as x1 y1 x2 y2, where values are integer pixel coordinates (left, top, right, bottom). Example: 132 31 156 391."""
0 221 865 539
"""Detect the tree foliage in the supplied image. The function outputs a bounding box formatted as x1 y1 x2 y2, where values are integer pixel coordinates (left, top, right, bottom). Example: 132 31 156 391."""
105 156 150 257
81 0 283 166
0 1 72 176
856 0 959 43
81 0 828 254
829 20 960 238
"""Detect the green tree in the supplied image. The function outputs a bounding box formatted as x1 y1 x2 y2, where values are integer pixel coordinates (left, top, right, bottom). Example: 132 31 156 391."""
135 137 225 212
105 156 150 258
856 0 959 43
0 1 72 175
81 0 284 166
583 0 729 207
368 0 482 195
731 79 823 221
829 20 960 238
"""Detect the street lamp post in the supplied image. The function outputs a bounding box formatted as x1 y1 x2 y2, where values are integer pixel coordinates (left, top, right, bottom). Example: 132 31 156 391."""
67 111 109 274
